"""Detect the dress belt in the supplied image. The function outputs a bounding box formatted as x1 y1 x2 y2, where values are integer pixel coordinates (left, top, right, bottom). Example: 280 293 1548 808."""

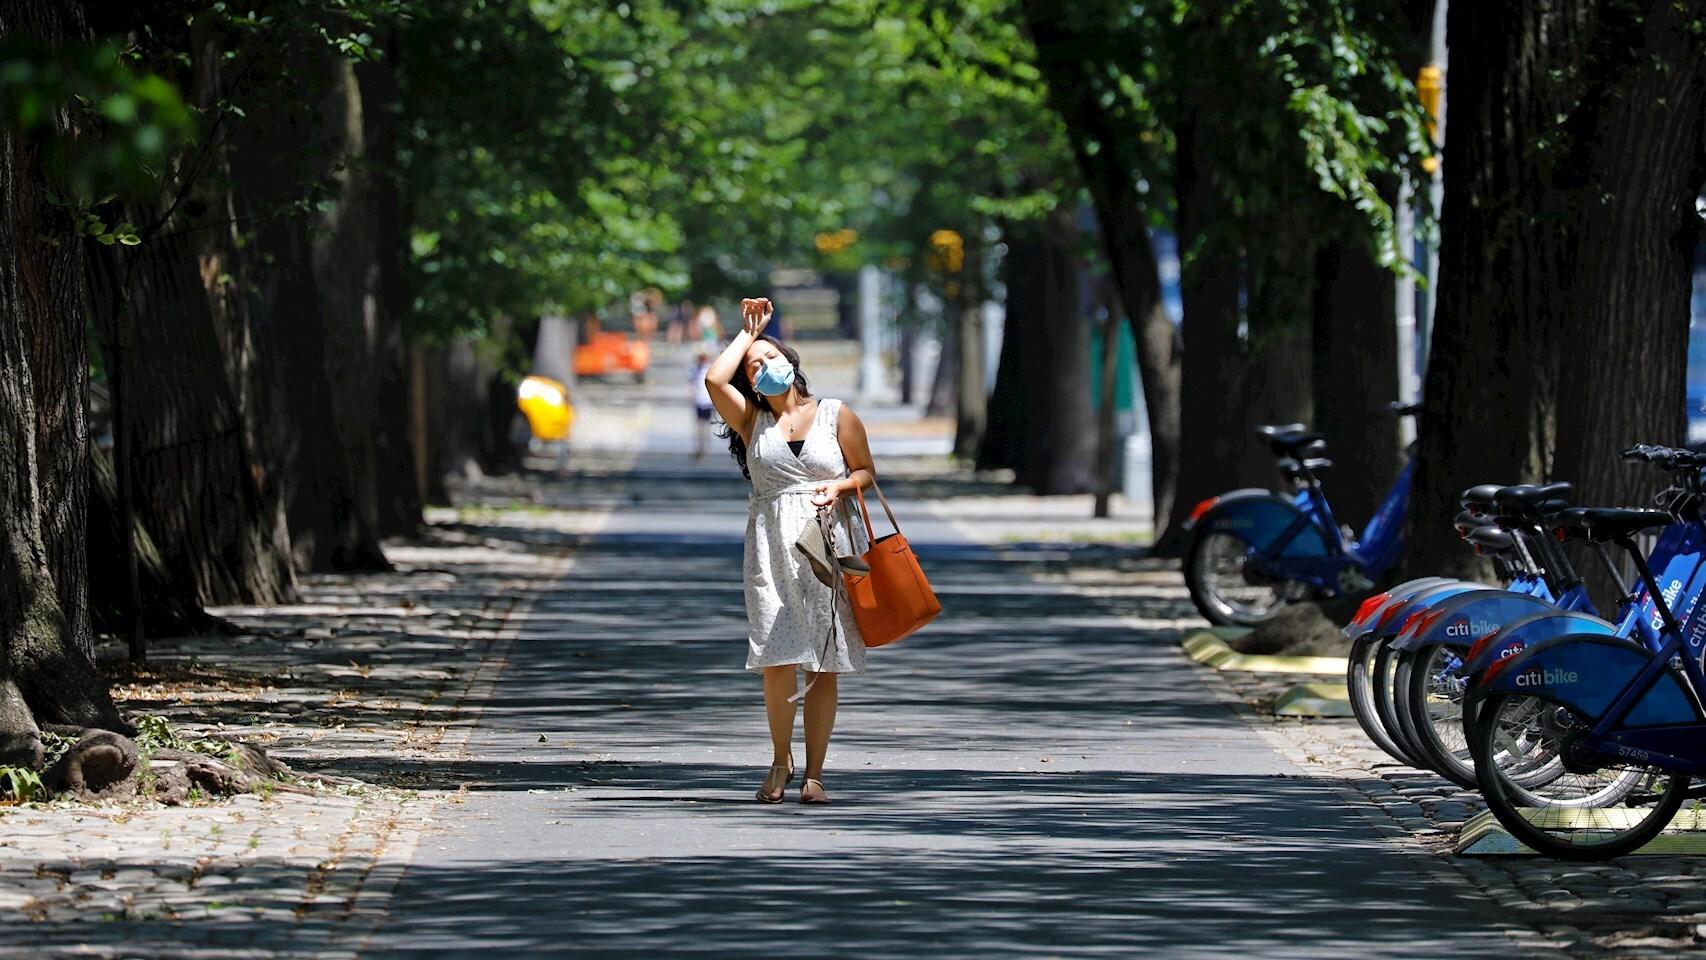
753 481 827 502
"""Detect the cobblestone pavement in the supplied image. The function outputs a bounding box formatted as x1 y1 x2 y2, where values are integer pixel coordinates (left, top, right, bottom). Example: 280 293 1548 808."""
1154 572 1706 958
0 499 605 958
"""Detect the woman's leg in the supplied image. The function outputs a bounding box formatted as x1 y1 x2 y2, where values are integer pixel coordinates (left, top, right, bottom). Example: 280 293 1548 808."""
802 671 838 783
761 665 798 768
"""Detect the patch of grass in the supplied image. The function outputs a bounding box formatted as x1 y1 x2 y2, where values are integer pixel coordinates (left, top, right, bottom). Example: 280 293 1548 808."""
134 715 244 767
0 766 44 802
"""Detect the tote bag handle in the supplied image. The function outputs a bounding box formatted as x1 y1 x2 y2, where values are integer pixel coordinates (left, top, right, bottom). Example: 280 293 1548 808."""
850 479 900 543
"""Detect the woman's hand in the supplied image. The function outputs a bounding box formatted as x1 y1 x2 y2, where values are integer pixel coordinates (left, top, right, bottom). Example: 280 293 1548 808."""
740 298 773 338
811 479 846 508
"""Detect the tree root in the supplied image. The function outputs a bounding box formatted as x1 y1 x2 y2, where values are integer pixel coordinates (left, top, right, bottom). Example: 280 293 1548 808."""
43 731 138 800
1235 602 1355 657
39 728 305 804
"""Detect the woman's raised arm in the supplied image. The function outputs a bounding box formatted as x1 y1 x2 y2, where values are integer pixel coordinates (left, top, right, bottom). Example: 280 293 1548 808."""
705 298 772 443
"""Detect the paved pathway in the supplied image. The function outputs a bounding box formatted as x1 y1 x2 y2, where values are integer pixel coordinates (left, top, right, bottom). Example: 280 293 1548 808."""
369 446 1521 957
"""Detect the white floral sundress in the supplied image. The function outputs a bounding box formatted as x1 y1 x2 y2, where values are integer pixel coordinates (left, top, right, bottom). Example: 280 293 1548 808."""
744 397 869 674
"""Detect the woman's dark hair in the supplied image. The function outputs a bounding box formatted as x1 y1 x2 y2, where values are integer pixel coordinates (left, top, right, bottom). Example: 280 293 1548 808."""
717 335 811 480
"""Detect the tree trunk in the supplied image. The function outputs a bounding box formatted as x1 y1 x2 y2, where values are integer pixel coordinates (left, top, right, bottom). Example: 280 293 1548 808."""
428 335 519 491
359 53 422 537
1159 112 1250 555
1022 1 1183 533
925 317 958 420
204 44 387 574
1016 210 1096 494
80 20 300 608
88 228 299 606
309 55 390 563
1407 0 1706 581
1238 231 1315 485
0 0 126 741
85 446 221 637
952 250 987 460
1313 240 1401 531
977 224 1031 472
1094 280 1121 518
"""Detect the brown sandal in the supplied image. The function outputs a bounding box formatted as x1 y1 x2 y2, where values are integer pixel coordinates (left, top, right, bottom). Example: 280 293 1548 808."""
756 761 795 804
800 777 830 805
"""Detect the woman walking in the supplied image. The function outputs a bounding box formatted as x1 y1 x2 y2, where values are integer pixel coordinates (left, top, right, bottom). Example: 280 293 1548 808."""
705 297 876 805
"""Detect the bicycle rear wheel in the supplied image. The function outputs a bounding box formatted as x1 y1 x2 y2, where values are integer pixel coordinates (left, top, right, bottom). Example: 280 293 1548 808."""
1184 529 1304 626
1473 692 1686 860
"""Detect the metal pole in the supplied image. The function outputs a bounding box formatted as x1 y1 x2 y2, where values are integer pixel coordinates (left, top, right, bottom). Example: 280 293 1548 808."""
858 264 883 402
1419 0 1448 379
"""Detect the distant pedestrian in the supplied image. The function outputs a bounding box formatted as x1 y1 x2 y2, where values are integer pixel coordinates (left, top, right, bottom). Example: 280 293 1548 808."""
695 304 721 346
704 296 876 805
690 350 714 459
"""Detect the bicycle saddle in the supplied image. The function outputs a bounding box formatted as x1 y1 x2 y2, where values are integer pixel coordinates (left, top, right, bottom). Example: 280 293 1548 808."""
1256 422 1308 438
1265 430 1326 457
1453 510 1486 536
1494 482 1573 510
1550 506 1592 542
1466 526 1516 554
1389 402 1423 417
1460 484 1505 515
1578 507 1673 542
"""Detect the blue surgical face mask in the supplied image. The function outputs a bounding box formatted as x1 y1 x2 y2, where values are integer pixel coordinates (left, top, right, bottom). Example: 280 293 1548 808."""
752 356 796 396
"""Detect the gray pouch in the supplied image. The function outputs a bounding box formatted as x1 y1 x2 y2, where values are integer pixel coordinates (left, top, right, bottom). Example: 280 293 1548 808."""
795 506 871 587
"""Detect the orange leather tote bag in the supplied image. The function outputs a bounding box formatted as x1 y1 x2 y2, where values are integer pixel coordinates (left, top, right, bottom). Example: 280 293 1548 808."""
844 480 940 647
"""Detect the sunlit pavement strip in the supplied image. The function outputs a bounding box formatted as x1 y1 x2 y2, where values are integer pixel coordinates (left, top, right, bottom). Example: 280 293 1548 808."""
1270 681 1353 718
1456 810 1706 857
1180 628 1350 675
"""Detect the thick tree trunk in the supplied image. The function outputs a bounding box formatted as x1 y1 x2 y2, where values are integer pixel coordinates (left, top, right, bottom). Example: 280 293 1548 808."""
1238 232 1315 485
1159 113 1251 555
1407 0 1706 580
1022 1 1182 532
1016 211 1096 494
85 446 221 637
0 0 126 740
212 46 386 574
88 232 299 605
80 20 300 608
359 54 422 537
309 55 389 563
1313 241 1401 531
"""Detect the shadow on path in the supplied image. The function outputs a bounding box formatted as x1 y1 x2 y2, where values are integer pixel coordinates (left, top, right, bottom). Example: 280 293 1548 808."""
372 461 1517 958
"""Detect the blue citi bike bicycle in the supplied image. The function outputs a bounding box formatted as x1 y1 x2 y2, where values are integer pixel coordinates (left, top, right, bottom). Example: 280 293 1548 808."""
1183 404 1419 626
1467 450 1706 859
1377 467 1706 790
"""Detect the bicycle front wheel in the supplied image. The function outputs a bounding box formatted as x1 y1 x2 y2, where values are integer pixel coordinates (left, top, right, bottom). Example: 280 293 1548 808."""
1401 645 1477 788
1348 633 1424 767
1474 692 1687 860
